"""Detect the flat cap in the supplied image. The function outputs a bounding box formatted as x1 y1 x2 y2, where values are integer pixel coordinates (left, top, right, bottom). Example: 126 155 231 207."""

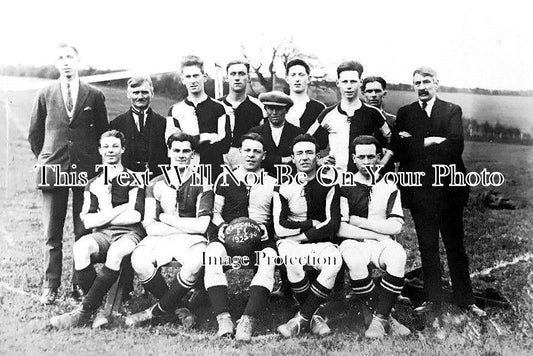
259 91 293 109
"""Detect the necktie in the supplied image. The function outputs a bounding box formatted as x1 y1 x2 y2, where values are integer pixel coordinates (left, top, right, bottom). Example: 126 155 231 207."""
139 110 144 133
132 107 144 133
421 101 428 117
66 82 74 113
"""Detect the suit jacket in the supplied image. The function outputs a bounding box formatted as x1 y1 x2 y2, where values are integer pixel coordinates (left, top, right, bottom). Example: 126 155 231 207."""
249 122 304 176
28 80 109 189
110 108 169 176
392 97 469 209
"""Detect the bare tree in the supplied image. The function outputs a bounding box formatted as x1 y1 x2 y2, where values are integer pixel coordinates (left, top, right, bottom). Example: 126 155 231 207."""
241 37 327 93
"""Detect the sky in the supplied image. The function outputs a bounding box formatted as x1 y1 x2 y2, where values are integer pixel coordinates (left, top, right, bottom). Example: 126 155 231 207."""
3 0 532 90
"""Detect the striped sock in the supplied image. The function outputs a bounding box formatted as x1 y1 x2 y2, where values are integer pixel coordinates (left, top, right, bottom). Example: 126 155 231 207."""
158 272 194 312
300 281 331 320
376 273 404 318
350 275 377 310
290 275 311 305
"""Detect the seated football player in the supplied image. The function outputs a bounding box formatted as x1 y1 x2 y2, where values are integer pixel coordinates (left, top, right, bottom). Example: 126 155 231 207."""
204 132 277 341
337 135 410 339
124 132 214 327
50 130 145 329
274 134 343 338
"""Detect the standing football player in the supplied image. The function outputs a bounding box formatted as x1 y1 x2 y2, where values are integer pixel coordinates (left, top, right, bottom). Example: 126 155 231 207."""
285 59 326 132
124 132 213 327
307 61 392 172
219 60 265 168
274 134 342 338
204 132 277 341
167 55 231 178
50 130 145 328
338 135 410 339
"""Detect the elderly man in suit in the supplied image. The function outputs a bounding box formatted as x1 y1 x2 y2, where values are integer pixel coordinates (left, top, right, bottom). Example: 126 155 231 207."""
28 44 109 304
391 67 486 317
110 76 168 178
249 91 304 178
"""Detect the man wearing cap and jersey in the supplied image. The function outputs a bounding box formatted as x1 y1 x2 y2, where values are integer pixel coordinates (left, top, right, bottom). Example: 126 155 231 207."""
249 91 304 177
219 60 265 168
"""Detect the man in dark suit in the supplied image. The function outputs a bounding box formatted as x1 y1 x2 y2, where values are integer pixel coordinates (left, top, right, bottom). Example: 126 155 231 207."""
110 76 168 178
392 67 485 317
249 91 304 178
28 44 109 304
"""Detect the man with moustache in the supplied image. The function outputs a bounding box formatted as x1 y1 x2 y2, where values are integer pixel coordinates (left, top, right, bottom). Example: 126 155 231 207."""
392 66 486 318
28 43 109 304
219 60 265 168
111 76 168 177
249 91 304 177
167 55 231 178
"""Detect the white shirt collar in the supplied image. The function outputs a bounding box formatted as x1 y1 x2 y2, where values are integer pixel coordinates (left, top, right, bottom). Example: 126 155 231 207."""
419 96 436 116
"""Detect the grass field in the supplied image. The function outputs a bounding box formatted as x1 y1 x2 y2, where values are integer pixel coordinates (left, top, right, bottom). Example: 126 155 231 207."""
1 83 533 355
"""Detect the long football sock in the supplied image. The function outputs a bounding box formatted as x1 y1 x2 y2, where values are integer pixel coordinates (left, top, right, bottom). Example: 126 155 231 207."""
143 269 169 300
290 275 310 305
207 285 230 316
158 272 194 313
243 286 270 318
82 266 119 312
300 280 331 320
76 265 96 294
376 273 404 318
350 275 377 310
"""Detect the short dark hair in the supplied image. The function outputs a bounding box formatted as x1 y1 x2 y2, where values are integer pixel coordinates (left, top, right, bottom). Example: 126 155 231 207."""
336 60 364 78
181 55 204 73
127 76 153 90
226 60 250 74
56 43 79 56
286 59 310 75
100 130 125 148
290 134 319 154
166 132 198 151
240 132 265 150
362 76 387 91
351 135 382 156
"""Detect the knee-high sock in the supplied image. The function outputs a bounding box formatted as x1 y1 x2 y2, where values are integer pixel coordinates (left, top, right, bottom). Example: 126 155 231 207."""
158 272 194 313
350 275 377 310
300 280 331 320
143 269 169 300
290 274 310 305
82 266 119 312
207 285 229 316
76 265 96 294
376 273 404 318
243 286 269 318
